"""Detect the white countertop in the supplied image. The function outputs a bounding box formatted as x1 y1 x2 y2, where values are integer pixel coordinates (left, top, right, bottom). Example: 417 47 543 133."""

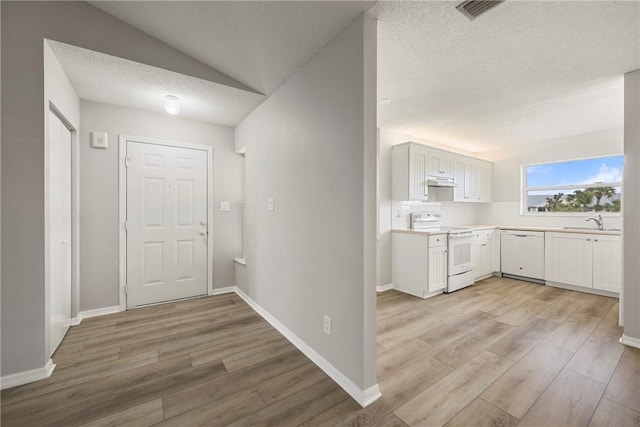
393 224 621 236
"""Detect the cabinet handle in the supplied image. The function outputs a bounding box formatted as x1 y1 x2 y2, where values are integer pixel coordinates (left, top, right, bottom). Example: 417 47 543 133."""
594 239 599 242
586 238 591 241
514 234 528 238
481 244 488 247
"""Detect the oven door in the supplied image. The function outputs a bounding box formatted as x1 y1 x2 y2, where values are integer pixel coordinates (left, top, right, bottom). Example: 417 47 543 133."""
448 234 473 275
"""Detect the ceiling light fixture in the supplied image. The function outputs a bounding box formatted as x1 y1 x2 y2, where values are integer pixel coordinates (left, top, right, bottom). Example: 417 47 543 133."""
378 98 392 105
164 95 180 115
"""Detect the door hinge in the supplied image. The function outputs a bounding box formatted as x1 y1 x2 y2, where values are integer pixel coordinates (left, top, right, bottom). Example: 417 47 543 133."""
124 286 128 295
124 221 128 231
125 157 131 167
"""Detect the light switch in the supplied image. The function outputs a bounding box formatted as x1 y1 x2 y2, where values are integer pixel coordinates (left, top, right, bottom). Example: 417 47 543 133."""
219 201 230 212
91 131 108 149
267 198 275 211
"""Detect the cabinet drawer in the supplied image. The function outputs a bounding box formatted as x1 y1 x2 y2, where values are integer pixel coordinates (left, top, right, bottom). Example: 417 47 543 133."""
429 234 447 248
474 229 494 240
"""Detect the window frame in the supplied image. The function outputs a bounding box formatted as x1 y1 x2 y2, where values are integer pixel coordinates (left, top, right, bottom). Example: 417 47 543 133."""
521 155 623 216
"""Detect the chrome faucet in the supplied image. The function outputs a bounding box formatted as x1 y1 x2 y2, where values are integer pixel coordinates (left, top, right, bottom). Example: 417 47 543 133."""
585 214 603 230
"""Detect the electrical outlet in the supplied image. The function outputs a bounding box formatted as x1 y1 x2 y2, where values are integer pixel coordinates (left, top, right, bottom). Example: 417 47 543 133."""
323 315 331 335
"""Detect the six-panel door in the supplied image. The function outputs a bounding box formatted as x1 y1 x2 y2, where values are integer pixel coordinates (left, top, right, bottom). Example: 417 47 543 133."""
126 142 208 307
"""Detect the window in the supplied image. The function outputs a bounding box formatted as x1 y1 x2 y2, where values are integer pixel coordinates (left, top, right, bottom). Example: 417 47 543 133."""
523 155 623 214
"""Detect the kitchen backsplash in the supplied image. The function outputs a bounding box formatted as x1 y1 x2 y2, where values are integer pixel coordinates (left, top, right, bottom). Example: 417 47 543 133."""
392 201 478 230
391 201 441 229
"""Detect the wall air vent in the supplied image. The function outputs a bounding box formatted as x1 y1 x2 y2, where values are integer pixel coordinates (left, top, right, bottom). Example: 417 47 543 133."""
456 0 505 20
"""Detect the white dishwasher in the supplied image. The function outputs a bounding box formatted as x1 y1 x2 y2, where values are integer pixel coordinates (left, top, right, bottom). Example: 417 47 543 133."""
500 230 545 282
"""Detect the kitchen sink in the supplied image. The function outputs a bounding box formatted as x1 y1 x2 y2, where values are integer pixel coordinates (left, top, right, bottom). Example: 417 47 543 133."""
562 226 621 231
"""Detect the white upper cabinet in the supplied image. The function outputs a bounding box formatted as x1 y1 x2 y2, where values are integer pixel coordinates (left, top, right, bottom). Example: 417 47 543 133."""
392 141 492 203
477 164 492 203
392 143 429 201
427 152 455 178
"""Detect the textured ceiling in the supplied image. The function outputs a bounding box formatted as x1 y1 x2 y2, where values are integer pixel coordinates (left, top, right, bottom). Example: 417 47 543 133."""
371 0 640 152
48 40 266 126
70 1 638 150
90 1 374 96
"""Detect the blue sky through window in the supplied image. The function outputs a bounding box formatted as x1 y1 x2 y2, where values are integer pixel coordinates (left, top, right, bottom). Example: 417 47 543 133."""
526 156 623 188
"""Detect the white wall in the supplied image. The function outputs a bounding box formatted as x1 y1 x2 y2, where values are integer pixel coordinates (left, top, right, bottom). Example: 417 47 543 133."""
477 128 624 229
235 15 378 401
1 1 247 377
79 101 242 311
623 70 640 343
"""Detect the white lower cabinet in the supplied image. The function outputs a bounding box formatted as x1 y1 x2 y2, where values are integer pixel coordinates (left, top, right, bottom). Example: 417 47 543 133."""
472 229 498 281
428 238 448 293
545 232 621 293
392 232 447 298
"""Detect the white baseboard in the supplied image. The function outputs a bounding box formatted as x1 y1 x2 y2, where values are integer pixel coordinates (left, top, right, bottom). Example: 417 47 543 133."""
211 286 236 296
233 286 381 408
376 283 393 293
620 334 640 349
73 305 121 325
1 359 56 390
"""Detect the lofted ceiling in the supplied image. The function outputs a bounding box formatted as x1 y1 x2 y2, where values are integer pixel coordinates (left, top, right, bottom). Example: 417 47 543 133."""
90 1 374 97
78 1 638 151
48 40 266 126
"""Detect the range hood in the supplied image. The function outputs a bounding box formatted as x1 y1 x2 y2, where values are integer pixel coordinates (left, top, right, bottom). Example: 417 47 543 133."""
427 176 458 187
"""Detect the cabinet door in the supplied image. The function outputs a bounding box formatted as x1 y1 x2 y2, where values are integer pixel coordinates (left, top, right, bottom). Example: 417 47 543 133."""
453 161 466 201
439 156 455 178
473 238 493 280
409 147 429 200
592 235 621 293
428 245 448 292
464 164 477 201
476 165 492 203
544 232 592 287
427 152 454 178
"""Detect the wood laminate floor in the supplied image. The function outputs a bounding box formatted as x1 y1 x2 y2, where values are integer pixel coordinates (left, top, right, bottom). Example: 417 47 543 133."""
2 277 639 426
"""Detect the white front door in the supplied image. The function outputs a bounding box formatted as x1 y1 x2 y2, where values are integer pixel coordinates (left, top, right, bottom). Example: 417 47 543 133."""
49 110 72 355
126 141 209 308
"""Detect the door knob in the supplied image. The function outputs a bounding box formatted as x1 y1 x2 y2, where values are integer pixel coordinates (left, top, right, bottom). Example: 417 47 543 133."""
199 231 206 236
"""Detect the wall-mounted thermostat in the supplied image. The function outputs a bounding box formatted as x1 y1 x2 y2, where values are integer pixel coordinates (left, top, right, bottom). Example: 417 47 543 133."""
91 131 108 149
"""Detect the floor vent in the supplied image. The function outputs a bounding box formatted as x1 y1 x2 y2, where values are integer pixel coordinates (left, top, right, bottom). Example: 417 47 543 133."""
456 0 505 20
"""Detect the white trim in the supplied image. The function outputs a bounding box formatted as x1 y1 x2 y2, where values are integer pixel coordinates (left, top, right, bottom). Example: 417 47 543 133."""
620 334 640 349
233 286 381 408
44 105 80 359
233 257 247 266
118 135 214 309
1 359 56 390
211 286 236 295
545 281 619 298
72 305 121 325
376 283 393 292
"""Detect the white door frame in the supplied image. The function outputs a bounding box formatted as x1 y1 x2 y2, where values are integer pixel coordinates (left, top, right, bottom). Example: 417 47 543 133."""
118 135 214 311
44 103 80 356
